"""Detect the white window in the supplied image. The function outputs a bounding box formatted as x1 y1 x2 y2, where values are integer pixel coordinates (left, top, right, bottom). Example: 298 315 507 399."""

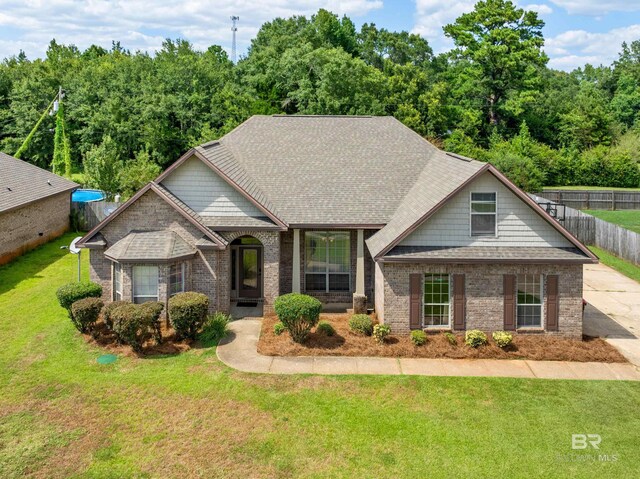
133 265 159 304
169 263 185 297
113 262 122 301
423 274 450 328
470 192 497 236
517 274 543 328
305 231 350 292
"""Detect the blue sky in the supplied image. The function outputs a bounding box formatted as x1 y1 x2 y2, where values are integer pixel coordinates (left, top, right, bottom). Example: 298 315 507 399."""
0 1 639 71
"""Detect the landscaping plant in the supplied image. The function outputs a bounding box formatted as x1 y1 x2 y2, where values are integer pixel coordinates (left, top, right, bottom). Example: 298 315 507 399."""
465 330 488 348
444 332 457 346
70 297 103 333
317 320 335 337
348 314 373 336
273 321 286 336
199 312 231 344
169 292 209 340
102 300 130 329
141 301 164 344
373 324 391 344
111 303 149 352
56 281 102 316
492 331 513 348
274 293 321 343
410 330 427 346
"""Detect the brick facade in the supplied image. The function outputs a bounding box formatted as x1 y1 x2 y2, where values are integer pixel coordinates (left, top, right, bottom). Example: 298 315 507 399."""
379 262 583 339
0 191 71 265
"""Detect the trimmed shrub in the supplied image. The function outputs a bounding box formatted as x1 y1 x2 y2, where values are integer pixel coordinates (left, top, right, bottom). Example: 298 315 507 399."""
56 282 102 314
373 324 391 344
102 301 130 329
492 331 513 348
410 330 427 346
70 297 103 333
273 321 286 336
317 320 335 337
444 332 457 346
199 312 231 344
465 330 488 348
274 293 322 343
169 292 209 340
140 301 164 344
348 314 373 336
111 304 149 352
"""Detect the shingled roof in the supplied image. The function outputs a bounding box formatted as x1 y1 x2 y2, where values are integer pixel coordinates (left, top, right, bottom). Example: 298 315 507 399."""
104 230 197 262
0 152 77 214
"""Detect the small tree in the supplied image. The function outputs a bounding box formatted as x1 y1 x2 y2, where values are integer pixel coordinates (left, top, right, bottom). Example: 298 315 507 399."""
83 135 123 199
118 150 162 199
274 293 321 343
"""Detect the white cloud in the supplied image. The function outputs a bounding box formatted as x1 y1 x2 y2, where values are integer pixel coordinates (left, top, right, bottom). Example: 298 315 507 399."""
523 4 553 15
0 0 383 60
547 24 640 70
549 1 640 16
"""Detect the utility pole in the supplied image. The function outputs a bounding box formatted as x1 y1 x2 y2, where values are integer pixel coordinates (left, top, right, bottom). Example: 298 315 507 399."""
231 15 239 63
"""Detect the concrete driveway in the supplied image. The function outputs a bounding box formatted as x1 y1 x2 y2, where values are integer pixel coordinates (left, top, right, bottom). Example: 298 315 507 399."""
583 262 640 367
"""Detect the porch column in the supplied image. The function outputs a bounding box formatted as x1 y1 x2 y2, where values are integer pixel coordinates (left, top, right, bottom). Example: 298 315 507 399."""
292 229 301 293
356 229 365 296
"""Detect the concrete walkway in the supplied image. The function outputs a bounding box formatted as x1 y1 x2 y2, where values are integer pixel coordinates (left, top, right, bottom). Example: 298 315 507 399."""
217 320 640 381
583 262 640 367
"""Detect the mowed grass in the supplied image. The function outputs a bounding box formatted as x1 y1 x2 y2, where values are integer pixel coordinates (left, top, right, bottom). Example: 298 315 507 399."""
590 246 640 284
584 209 640 234
1 234 640 478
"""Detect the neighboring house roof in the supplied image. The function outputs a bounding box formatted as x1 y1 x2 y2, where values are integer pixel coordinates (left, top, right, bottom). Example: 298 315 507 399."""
105 230 197 263
77 182 227 249
0 152 78 214
381 246 592 264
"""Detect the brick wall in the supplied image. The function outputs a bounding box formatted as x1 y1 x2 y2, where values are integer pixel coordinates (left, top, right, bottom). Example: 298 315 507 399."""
380 262 583 339
0 191 71 265
279 229 376 306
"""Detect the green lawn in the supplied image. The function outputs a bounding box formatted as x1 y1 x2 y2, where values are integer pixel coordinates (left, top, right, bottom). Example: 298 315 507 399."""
584 210 640 234
590 246 640 284
1 234 640 478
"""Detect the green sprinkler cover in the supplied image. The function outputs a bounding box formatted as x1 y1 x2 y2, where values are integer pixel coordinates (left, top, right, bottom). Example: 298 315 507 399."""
97 354 117 365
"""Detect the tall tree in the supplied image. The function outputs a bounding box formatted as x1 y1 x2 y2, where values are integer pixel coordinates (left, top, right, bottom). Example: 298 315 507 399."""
443 0 547 133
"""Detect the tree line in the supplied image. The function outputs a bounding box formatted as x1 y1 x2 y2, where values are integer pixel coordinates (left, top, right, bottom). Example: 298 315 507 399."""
1 0 639 195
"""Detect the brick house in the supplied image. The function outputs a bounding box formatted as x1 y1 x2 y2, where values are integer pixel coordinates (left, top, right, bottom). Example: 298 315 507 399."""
0 152 78 265
78 116 596 338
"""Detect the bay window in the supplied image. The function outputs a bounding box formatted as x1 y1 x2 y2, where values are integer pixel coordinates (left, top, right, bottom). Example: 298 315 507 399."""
169 263 185 297
113 262 122 301
133 265 159 304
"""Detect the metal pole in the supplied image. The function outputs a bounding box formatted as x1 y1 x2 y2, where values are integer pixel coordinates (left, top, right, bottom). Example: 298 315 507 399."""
78 250 81 281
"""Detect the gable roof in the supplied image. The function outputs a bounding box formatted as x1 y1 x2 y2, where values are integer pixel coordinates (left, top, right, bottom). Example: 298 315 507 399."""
77 182 227 249
367 164 597 262
0 152 78 214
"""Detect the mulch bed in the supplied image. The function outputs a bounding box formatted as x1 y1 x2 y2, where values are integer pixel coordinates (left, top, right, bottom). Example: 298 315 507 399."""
83 319 193 357
258 314 627 363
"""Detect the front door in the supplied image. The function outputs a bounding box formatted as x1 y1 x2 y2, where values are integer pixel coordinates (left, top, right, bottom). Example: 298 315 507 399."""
238 247 261 298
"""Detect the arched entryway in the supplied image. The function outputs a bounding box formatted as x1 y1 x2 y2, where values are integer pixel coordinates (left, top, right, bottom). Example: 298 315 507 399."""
230 235 263 301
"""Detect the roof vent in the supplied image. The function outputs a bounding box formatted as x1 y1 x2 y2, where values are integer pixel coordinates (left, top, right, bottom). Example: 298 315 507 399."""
47 179 52 185
6 187 11 191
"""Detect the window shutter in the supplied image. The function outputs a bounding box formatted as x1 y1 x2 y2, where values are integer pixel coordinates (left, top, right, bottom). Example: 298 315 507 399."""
452 274 465 331
503 274 516 331
409 274 422 330
546 275 559 331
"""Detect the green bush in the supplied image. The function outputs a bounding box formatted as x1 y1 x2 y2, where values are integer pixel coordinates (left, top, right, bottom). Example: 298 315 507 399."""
465 330 488 348
348 314 373 336
492 331 513 348
102 301 130 329
317 320 335 337
140 301 164 344
111 304 149 352
410 330 427 346
444 332 457 346
169 292 209 340
274 293 322 343
70 297 103 333
56 282 102 313
199 312 231 344
373 324 391 344
273 321 286 336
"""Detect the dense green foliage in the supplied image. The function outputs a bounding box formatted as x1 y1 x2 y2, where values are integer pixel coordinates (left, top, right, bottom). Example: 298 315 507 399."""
69 297 103 333
348 314 374 336
274 293 322 343
465 330 488 348
316 320 336 337
110 303 149 352
410 330 427 346
198 312 231 345
492 331 513 348
102 300 130 329
168 292 209 340
55 281 102 313
2 3 640 192
273 321 286 336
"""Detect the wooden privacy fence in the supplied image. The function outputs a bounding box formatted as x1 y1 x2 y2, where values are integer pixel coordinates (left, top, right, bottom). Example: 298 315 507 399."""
531 194 640 265
540 189 640 210
71 201 120 230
